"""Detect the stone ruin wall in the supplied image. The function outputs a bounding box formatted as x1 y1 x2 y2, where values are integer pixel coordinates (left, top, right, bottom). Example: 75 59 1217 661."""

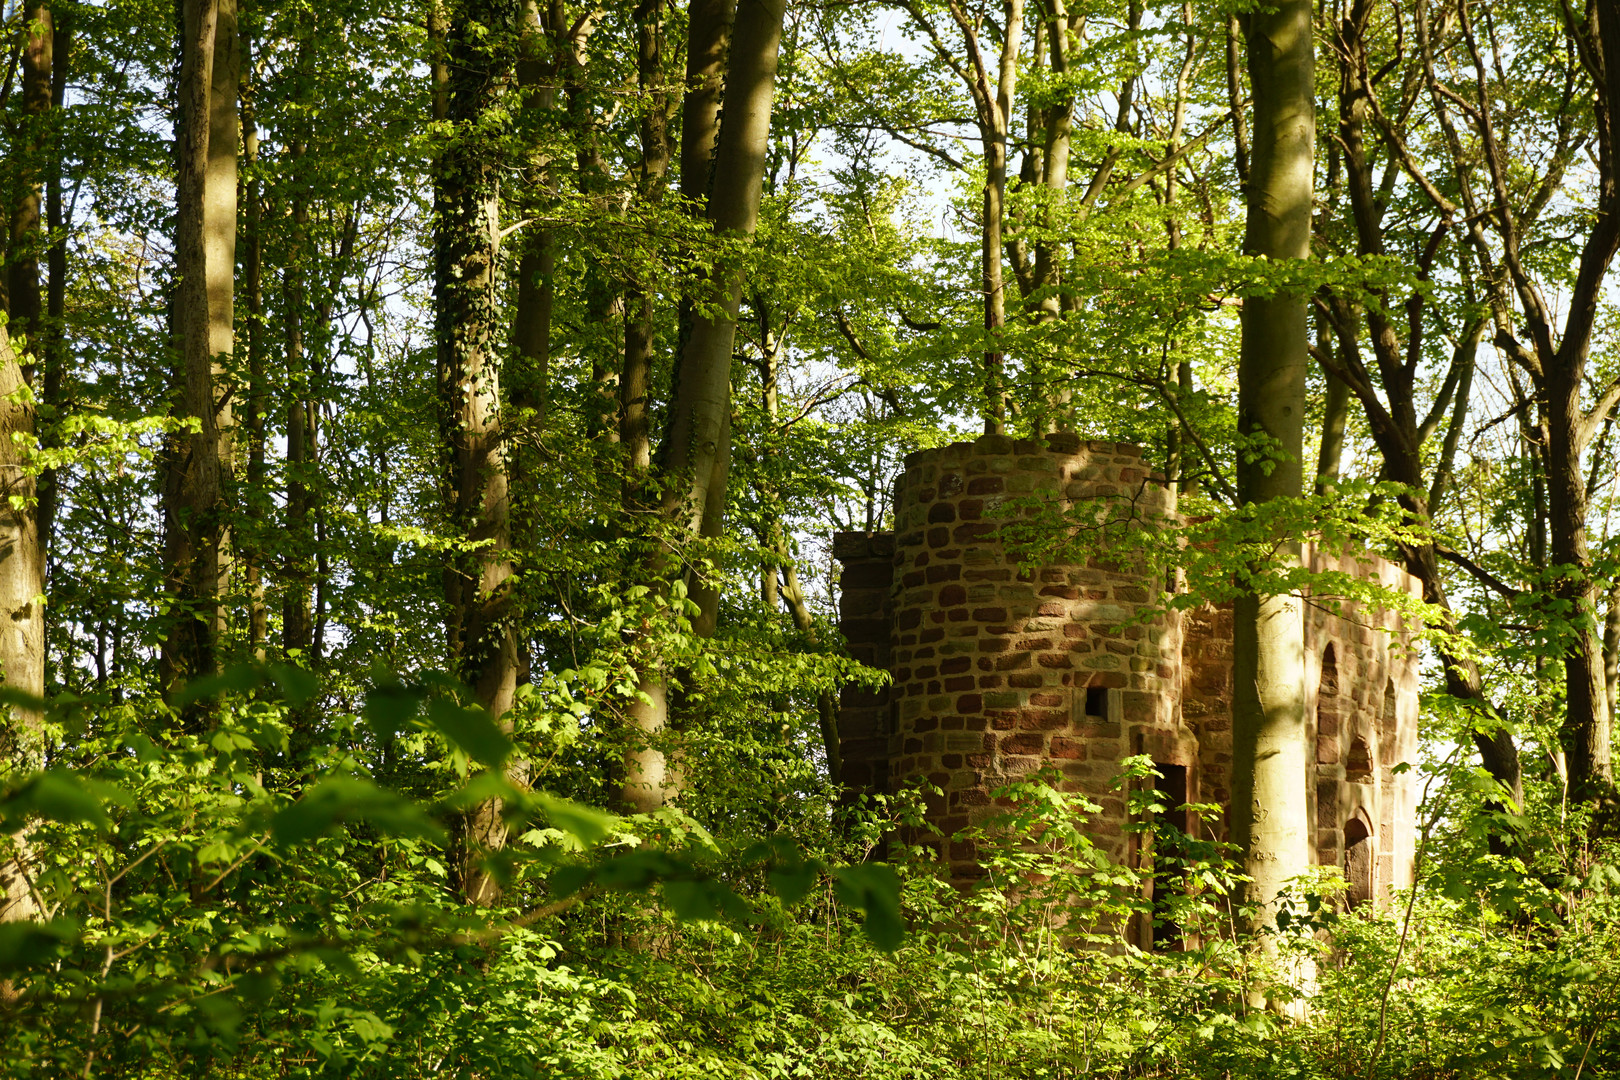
836 432 1421 914
1182 548 1422 902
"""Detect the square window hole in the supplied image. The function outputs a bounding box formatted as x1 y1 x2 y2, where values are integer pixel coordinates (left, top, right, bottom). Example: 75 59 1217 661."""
1085 686 1109 718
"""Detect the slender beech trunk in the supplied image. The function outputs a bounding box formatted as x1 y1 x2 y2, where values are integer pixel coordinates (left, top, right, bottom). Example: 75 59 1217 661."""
38 11 68 568
161 0 238 711
510 1 559 439
621 0 735 812
754 337 842 779
0 325 43 931
241 32 267 658
620 0 674 487
283 180 314 658
1605 580 1620 726
0 267 41 785
0 1 50 738
1315 370 1349 492
506 0 562 688
1033 0 1077 427
971 0 1020 435
1230 0 1312 945
434 0 519 902
7 5 51 354
621 0 785 813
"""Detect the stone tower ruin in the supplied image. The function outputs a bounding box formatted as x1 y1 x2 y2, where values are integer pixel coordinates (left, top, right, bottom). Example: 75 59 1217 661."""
835 433 1421 940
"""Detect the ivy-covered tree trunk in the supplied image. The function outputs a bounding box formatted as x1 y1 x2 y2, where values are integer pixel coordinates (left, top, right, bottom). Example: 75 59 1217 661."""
161 0 238 712
1230 0 1312 943
434 0 519 902
0 3 50 743
621 0 784 813
0 11 55 926
0 322 44 926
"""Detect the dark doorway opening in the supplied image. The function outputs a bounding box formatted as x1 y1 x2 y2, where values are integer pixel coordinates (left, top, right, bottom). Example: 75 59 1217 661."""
1151 763 1189 951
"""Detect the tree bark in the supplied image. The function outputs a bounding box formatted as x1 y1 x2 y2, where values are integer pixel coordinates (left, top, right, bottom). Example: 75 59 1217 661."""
679 0 735 209
1547 370 1612 796
1231 0 1312 944
510 0 566 446
37 10 68 572
974 0 1020 434
161 0 238 713
620 0 674 486
0 323 43 930
621 0 786 813
240 29 267 658
435 0 520 902
282 171 314 658
7 5 51 355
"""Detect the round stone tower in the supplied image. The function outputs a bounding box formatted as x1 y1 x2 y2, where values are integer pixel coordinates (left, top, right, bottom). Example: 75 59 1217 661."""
840 432 1186 874
835 431 1422 908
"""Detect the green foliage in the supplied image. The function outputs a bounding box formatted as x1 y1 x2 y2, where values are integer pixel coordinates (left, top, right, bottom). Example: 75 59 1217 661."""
5 0 1620 1075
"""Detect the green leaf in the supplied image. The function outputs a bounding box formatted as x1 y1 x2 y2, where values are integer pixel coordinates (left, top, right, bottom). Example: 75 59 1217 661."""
173 663 265 706
663 879 720 921
533 792 616 848
271 777 445 846
0 918 78 972
266 664 319 707
425 697 512 768
0 770 128 830
767 862 818 907
362 683 424 741
833 864 904 950
0 686 47 714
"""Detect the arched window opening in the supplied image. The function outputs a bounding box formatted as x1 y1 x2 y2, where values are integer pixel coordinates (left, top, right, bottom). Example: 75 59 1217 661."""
1316 644 1340 765
1344 814 1374 909
1347 736 1373 782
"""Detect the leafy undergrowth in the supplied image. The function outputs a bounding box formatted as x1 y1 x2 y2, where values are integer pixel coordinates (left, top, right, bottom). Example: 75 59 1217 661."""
2 677 1618 1079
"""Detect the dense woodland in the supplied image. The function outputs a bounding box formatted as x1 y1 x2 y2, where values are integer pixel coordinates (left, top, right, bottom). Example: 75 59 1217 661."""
1 0 1620 1075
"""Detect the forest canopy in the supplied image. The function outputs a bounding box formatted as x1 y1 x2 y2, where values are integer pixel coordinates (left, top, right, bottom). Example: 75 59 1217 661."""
2 0 1620 1076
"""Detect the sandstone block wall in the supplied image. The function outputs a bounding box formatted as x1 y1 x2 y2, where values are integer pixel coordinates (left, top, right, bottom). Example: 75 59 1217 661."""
836 432 1422 913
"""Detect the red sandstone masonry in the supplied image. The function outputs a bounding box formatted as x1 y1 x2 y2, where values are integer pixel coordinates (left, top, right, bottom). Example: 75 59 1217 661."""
835 432 1423 916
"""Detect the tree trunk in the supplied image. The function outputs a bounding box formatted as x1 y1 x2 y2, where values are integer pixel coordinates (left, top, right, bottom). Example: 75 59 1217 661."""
434 0 519 903
1230 0 1312 945
7 5 51 354
283 183 314 659
0 324 43 930
976 0 1021 435
161 0 238 713
1323 2 1525 814
1547 372 1612 796
621 0 785 813
679 0 734 209
37 10 67 573
240 29 267 658
0 10 52 922
510 0 563 446
620 0 674 487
